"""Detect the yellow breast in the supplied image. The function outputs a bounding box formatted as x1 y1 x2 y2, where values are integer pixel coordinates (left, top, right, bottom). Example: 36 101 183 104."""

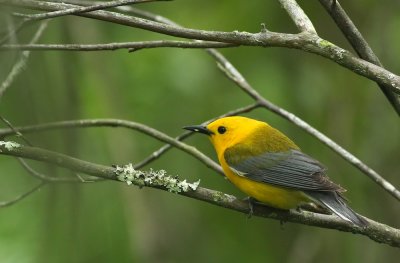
219 156 310 210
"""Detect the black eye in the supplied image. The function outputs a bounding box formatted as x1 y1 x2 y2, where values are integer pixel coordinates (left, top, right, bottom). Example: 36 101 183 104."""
217 126 227 134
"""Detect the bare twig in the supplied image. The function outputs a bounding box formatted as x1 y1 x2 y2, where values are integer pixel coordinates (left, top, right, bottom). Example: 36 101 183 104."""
278 0 317 33
3 0 400 94
18 158 74 182
319 0 400 115
17 158 104 183
0 21 47 99
319 0 379 62
0 142 399 248
0 119 223 175
56 0 180 26
0 181 45 207
0 14 24 45
0 40 237 51
0 114 97 183
0 115 32 145
14 0 167 22
0 0 165 45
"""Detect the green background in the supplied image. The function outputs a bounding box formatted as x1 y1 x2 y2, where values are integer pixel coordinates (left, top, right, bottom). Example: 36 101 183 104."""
0 0 399 262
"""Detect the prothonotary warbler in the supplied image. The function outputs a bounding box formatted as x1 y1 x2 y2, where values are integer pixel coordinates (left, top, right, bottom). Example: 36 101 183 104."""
184 116 367 227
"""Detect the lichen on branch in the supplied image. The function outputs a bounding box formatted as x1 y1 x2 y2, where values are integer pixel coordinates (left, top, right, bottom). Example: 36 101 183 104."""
115 163 200 193
0 140 21 151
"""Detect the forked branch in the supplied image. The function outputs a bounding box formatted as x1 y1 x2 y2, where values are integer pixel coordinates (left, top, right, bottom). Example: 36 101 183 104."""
0 142 399 248
2 0 400 95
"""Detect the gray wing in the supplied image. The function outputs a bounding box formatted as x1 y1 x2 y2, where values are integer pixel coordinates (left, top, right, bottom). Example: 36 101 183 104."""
224 148 342 191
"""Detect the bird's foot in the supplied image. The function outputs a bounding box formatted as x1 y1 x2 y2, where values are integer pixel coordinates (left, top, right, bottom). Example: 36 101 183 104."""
242 197 259 219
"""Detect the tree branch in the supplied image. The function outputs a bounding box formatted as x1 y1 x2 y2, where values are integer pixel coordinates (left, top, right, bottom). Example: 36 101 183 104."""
0 115 33 145
0 141 399 247
0 0 162 45
278 0 317 33
0 40 237 51
0 21 47 99
0 118 224 175
3 117 397 203
0 181 45 207
2 0 400 95
13 0 168 22
318 0 400 115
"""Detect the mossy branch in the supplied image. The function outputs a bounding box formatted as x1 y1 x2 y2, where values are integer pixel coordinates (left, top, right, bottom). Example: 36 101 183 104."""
2 0 400 95
0 141 399 247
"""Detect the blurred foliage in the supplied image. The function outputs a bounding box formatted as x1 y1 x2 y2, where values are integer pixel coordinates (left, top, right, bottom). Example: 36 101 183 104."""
0 0 399 262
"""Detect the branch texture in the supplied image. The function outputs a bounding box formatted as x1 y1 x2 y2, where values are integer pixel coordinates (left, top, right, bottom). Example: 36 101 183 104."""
0 142 399 247
278 0 316 33
16 0 165 22
318 0 400 115
0 21 47 99
2 0 400 94
0 40 237 51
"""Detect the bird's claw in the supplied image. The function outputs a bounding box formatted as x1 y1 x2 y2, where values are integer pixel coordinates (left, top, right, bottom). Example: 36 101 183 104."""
243 197 258 219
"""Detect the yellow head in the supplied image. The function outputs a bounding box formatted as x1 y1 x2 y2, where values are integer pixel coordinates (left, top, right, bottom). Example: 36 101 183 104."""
205 116 267 154
184 116 299 156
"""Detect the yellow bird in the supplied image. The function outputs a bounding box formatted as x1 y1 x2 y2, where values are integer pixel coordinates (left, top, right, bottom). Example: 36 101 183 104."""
184 116 367 226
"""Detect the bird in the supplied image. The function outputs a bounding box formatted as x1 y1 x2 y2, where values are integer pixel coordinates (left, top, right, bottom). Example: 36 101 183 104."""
184 116 367 227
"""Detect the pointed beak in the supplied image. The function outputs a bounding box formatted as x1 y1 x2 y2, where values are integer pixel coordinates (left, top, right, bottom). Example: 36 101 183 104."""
183 125 214 136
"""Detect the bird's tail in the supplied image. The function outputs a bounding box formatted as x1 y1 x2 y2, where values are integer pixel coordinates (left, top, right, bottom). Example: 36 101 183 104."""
306 191 368 227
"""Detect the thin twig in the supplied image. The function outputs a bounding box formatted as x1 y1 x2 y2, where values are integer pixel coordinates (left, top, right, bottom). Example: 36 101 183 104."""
0 21 47 100
318 0 400 115
0 142 399 248
0 14 24 45
16 0 167 22
17 158 105 183
53 0 181 26
0 115 32 145
3 0 400 95
0 114 95 183
278 0 317 33
0 119 223 174
0 0 164 45
0 40 237 51
18 157 73 182
0 181 46 207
